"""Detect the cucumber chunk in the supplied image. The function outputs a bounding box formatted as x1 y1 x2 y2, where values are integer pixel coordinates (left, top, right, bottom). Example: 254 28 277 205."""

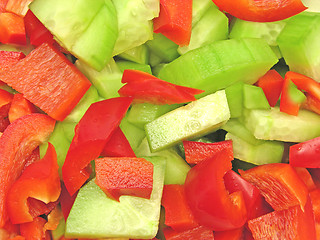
243 84 270 110
65 157 165 239
117 44 149 65
158 38 278 98
243 107 320 142
145 90 230 152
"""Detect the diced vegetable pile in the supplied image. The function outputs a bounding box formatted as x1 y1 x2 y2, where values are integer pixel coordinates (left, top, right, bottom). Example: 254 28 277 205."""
1 0 320 239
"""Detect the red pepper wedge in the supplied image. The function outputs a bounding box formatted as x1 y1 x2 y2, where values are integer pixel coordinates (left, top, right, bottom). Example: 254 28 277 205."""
240 163 309 211
119 69 204 105
255 69 284 107
183 140 233 165
153 0 192 46
100 126 136 158
184 149 247 231
248 197 316 240
5 0 33 16
286 71 320 98
161 184 199 231
19 217 51 240
293 167 317 191
8 93 38 123
95 157 153 201
163 226 214 240
0 43 91 121
0 12 26 45
62 97 132 196
302 92 320 115
279 76 302 116
0 51 25 72
59 182 77 220
310 188 320 223
212 0 306 22
0 113 55 227
290 136 320 168
7 143 61 224
27 198 58 220
24 10 55 46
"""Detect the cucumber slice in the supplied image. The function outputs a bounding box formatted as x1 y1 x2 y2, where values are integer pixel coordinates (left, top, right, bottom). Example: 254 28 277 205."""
225 82 244 118
178 6 228 55
226 133 284 165
277 12 320 81
192 0 216 25
243 84 270 110
116 60 152 74
145 90 230 152
243 107 320 142
117 44 149 65
65 157 165 239
120 115 146 151
158 38 278 98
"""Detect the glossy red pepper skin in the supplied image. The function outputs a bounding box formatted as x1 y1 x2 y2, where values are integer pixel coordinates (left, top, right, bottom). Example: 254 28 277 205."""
8 93 38 123
0 12 26 45
119 69 204 105
153 0 192 46
290 137 320 168
0 113 55 227
95 157 153 201
212 0 306 22
184 149 247 231
62 97 132 196
0 51 25 72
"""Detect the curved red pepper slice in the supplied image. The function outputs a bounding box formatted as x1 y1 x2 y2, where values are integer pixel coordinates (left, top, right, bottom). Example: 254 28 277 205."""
153 0 192 46
119 69 204 105
62 97 132 196
240 163 309 211
184 149 247 231
19 217 51 240
0 113 55 227
7 143 61 224
290 137 320 168
212 0 306 22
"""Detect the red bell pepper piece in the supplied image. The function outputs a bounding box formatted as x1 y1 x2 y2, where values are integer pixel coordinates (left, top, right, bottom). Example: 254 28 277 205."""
119 69 204 105
0 103 10 132
224 170 272 220
44 205 64 232
293 167 317 191
59 182 77 220
7 143 61 224
0 12 26 45
240 163 309 211
5 0 33 16
0 51 25 72
302 92 320 115
184 149 247 231
290 136 320 168
286 71 320 98
310 188 320 223
24 10 55 46
0 220 20 239
95 157 153 201
248 197 316 240
163 226 214 240
255 69 284 107
19 217 51 240
212 0 306 22
0 43 91 121
28 198 58 219
0 0 8 12
9 236 25 240
0 88 13 108
153 0 192 46
161 184 199 231
62 97 132 196
8 93 38 123
309 168 320 189
100 126 136 158
183 140 233 165
0 113 55 227
214 227 244 240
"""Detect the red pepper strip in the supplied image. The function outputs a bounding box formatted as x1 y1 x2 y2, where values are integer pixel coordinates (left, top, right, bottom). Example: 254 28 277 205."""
163 226 214 240
0 103 10 132
7 143 61 224
212 0 306 22
62 97 132 196
183 140 233 165
0 0 8 12
44 205 64 232
19 217 51 240
8 93 38 123
100 126 136 158
184 149 247 231
153 0 192 46
95 157 153 201
59 182 77 220
255 69 284 107
293 167 317 191
119 69 204 105
290 136 320 169
214 227 244 240
5 0 33 16
0 43 91 121
279 76 302 116
24 10 55 46
240 163 309 211
286 71 320 98
9 236 25 240
0 51 25 72
0 89 13 107
0 113 55 227
309 168 320 189
224 170 272 220
27 198 58 219
0 12 26 45
23 147 40 170
161 184 199 231
248 197 316 240
310 188 320 223
302 93 320 115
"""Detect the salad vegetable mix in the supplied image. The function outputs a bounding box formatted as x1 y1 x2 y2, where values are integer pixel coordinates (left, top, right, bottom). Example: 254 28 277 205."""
1 0 320 239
